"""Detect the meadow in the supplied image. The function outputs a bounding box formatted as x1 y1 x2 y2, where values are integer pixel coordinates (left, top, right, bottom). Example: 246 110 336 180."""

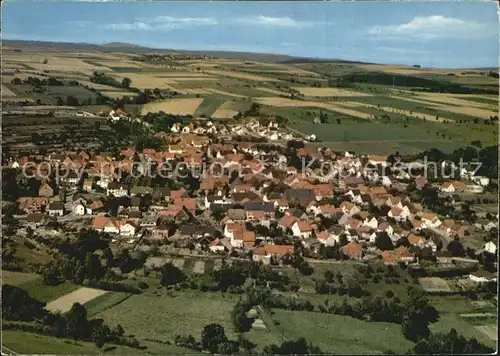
1 330 197 355
95 290 239 344
268 309 415 354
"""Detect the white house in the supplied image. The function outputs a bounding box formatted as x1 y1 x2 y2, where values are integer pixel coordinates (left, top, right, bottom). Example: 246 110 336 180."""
107 182 129 197
484 241 497 254
363 217 379 229
291 220 313 239
170 123 181 133
421 213 442 229
120 222 137 237
47 202 64 217
73 198 92 215
388 206 411 221
103 219 120 234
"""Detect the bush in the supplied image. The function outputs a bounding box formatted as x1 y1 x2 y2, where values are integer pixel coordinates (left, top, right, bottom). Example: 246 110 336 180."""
138 281 149 289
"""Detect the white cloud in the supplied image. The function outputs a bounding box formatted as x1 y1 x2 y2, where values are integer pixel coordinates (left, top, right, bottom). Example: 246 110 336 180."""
101 16 218 31
102 22 153 31
66 20 92 28
150 16 218 26
369 15 489 40
233 15 320 29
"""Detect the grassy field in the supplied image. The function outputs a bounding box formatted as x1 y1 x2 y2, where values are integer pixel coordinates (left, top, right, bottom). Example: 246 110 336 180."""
95 290 239 344
428 295 497 348
1 330 196 355
288 116 496 154
4 83 97 105
84 291 132 317
18 278 79 303
268 309 415 354
193 96 224 117
2 270 41 287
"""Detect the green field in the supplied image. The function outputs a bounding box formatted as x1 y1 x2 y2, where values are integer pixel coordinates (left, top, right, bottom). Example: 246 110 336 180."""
4 83 97 105
288 117 496 154
1 270 79 304
84 291 132 317
1 330 197 355
2 331 129 354
95 290 239 344
428 295 497 348
268 309 415 354
18 278 79 303
193 96 223 117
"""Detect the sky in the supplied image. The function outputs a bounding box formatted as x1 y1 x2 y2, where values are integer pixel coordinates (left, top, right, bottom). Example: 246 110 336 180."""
2 1 499 68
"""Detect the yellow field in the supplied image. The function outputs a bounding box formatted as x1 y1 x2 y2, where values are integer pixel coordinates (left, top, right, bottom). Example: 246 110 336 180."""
2 85 18 97
141 98 204 115
417 92 498 109
45 287 108 313
255 87 289 96
206 70 280 82
1 270 40 286
15 56 111 75
2 62 27 70
241 67 320 77
183 88 212 94
389 92 497 119
211 101 240 119
92 60 151 69
293 87 372 97
204 88 247 98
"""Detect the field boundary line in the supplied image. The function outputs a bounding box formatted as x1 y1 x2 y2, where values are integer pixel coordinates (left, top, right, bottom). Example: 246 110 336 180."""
87 293 134 318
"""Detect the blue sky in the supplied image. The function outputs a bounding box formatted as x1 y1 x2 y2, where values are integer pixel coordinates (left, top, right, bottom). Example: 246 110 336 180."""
3 1 498 68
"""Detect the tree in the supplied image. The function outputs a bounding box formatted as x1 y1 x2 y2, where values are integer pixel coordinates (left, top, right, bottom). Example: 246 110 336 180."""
447 239 465 257
413 328 494 354
121 77 132 89
395 236 410 248
160 262 185 286
66 95 80 106
401 287 438 341
201 323 227 353
471 140 482 148
212 208 224 222
376 232 394 251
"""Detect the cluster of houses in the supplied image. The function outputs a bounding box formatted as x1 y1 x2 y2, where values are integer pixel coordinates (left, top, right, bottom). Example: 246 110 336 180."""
6 117 497 272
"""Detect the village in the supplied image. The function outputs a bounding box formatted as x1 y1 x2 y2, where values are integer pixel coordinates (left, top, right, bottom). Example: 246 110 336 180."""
3 112 498 288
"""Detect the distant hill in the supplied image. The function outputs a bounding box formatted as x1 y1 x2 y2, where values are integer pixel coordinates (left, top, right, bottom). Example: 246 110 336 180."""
102 42 148 49
3 39 306 63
